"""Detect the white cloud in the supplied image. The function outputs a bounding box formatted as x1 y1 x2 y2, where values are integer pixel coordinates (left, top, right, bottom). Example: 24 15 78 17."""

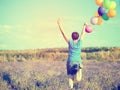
105 19 120 25
0 25 13 31
62 16 90 22
0 44 8 49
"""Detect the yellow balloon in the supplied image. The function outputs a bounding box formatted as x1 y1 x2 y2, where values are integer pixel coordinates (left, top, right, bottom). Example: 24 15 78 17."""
107 9 116 18
95 12 99 16
97 16 103 25
95 0 104 6
109 1 116 9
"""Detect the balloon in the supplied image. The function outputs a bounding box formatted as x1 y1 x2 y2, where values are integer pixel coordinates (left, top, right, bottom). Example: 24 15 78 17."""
102 13 109 20
90 17 98 25
97 16 103 25
103 0 110 9
95 0 104 6
107 9 116 18
95 12 99 16
85 25 93 33
98 6 106 16
109 1 116 9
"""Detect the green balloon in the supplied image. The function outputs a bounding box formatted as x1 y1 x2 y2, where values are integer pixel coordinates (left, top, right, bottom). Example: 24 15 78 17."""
103 0 110 9
102 13 109 20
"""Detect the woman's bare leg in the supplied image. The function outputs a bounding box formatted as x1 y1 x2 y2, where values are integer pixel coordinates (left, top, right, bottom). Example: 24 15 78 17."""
68 77 74 89
75 69 82 82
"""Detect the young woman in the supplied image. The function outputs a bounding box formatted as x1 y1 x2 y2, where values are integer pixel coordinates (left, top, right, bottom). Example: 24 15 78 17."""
57 18 87 89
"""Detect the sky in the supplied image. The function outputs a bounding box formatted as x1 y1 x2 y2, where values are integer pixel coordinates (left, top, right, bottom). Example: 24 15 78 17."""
0 0 120 50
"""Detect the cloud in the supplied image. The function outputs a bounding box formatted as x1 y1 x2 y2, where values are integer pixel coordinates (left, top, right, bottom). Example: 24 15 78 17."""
0 44 8 49
105 19 120 25
63 16 90 22
0 25 13 31
83 37 120 47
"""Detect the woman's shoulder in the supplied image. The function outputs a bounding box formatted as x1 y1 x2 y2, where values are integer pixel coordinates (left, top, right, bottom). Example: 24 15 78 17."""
68 39 73 43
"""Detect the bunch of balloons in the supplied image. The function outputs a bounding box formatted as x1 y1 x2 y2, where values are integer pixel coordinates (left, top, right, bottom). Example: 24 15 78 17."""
85 0 117 33
90 0 117 25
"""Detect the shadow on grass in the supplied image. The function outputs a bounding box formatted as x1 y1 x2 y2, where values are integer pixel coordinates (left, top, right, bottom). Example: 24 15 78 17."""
3 72 120 90
117 84 120 90
2 72 17 90
111 84 120 90
2 72 11 84
35 80 50 89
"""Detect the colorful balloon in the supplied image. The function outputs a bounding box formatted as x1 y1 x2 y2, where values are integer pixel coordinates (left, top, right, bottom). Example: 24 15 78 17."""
103 0 110 9
85 25 93 33
102 13 109 20
107 9 116 18
91 0 117 26
98 6 106 16
97 16 103 25
95 12 99 16
109 1 116 9
95 0 104 6
90 17 98 25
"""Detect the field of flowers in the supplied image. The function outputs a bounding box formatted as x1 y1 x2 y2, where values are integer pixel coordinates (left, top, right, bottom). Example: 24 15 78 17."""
0 60 120 90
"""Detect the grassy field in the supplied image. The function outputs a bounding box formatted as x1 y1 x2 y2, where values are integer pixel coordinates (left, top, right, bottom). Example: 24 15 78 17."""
0 60 120 90
0 47 120 62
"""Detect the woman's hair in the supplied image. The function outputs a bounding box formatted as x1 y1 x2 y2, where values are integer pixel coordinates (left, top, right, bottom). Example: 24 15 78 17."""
71 32 79 40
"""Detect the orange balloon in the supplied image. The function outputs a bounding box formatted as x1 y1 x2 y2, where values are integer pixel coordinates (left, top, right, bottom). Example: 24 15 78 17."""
95 0 104 6
97 16 103 25
107 12 111 17
95 12 99 16
107 9 116 18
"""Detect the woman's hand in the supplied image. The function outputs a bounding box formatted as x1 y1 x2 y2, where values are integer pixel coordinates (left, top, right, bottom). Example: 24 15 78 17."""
57 18 62 25
57 17 69 43
84 22 88 26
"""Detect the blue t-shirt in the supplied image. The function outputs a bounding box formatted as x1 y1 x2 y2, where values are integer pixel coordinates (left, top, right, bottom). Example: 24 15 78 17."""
68 39 82 63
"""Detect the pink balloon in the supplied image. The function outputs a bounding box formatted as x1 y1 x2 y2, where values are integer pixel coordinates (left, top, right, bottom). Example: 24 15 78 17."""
85 25 93 33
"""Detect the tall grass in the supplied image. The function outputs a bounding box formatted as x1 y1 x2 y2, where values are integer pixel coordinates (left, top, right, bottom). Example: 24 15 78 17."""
0 47 120 62
0 60 120 90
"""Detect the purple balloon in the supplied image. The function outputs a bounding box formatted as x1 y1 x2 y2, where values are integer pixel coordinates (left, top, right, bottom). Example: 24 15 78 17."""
98 6 106 16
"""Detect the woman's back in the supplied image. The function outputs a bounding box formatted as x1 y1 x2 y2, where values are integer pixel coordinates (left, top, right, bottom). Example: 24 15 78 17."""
68 39 82 62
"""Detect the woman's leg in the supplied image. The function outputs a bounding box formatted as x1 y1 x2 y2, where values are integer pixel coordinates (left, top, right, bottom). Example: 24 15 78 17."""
75 69 82 82
68 76 74 89
67 61 74 89
75 63 83 82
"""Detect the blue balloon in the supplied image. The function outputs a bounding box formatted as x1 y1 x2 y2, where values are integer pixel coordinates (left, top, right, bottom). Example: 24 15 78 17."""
98 6 106 16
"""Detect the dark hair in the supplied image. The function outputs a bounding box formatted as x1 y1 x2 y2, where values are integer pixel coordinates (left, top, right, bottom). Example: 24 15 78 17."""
71 32 79 40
